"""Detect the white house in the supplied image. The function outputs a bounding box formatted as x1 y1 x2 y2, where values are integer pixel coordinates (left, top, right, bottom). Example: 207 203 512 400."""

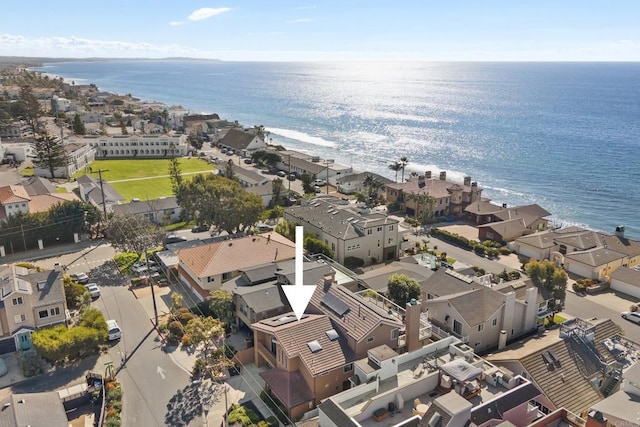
217 128 266 157
33 142 96 179
68 134 189 158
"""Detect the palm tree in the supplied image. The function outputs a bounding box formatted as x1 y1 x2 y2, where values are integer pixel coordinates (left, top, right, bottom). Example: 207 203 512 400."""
363 174 384 206
388 161 402 183
400 156 409 183
406 192 437 223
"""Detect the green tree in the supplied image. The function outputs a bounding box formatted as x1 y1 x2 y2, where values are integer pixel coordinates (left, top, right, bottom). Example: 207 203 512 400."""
32 133 66 178
388 161 402 183
304 235 335 258
387 273 421 307
399 156 409 183
19 85 42 132
301 172 313 194
64 275 90 311
168 156 183 196
184 316 231 377
78 307 108 342
363 174 384 207
271 178 284 207
105 213 166 255
525 259 568 314
72 113 86 135
120 120 128 135
209 290 234 324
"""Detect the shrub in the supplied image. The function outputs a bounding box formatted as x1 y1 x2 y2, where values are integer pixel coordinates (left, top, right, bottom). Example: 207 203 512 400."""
181 334 193 346
430 228 475 250
14 262 42 271
168 321 184 338
572 282 586 293
18 350 42 377
344 256 365 270
508 270 521 280
113 252 138 274
107 385 122 402
265 416 279 427
499 247 512 256
176 308 195 325
631 304 638 312
228 403 260 425
474 245 486 256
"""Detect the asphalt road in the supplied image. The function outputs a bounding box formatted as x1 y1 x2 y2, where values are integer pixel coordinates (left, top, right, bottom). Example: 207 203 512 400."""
33 244 201 427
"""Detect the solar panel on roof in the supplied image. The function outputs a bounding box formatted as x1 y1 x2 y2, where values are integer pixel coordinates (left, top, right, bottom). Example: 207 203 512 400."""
326 329 339 341
321 293 350 316
307 340 322 353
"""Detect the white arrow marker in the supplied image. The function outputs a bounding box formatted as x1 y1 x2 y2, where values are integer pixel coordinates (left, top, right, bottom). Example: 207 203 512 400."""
282 226 317 321
157 366 166 380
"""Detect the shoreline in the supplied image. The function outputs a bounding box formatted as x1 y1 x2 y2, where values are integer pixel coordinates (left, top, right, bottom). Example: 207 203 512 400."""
23 61 638 239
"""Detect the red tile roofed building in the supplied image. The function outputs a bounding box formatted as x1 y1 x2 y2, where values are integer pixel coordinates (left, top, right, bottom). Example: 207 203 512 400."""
0 185 30 218
386 171 483 219
176 232 295 300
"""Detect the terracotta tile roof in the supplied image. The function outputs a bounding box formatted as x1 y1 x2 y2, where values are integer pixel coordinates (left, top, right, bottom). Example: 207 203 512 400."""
28 193 79 213
177 233 295 279
254 314 355 375
0 185 30 204
308 281 402 343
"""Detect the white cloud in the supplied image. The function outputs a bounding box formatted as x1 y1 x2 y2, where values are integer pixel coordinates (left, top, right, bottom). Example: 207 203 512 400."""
187 7 230 22
170 21 184 27
288 18 311 23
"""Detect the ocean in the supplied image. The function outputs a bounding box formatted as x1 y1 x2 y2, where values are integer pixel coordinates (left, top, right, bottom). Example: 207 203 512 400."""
34 61 640 238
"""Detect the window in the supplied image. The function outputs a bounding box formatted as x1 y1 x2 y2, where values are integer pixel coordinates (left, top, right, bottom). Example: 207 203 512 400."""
12 297 23 306
559 245 567 255
492 318 498 327
377 227 382 232
14 314 26 324
367 336 375 343
388 225 394 231
207 276 215 283
367 229 372 235
478 323 484 332
50 307 61 316
453 320 462 335
391 329 400 340
344 363 353 372
39 310 49 319
222 272 231 280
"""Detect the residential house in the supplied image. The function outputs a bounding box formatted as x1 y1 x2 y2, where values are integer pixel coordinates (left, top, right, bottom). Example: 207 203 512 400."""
219 163 270 188
307 273 404 359
0 391 69 426
176 233 296 300
283 196 400 265
276 150 352 184
513 225 640 280
217 128 266 157
111 196 181 224
319 333 545 427
73 134 189 158
609 266 640 298
0 121 32 138
386 171 483 219
0 185 30 218
32 141 96 179
487 317 621 417
465 201 550 227
253 313 356 420
76 174 125 213
587 356 640 427
22 176 56 196
336 171 394 196
0 183 80 220
0 265 67 352
356 259 436 293
419 269 541 353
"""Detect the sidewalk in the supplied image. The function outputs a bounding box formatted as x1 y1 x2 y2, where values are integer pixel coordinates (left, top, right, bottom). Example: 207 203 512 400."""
0 239 101 265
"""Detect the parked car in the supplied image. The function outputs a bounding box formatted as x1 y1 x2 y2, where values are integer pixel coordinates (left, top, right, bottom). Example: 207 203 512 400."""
313 185 321 193
277 170 287 177
84 283 101 299
287 173 296 181
621 311 640 324
243 158 252 164
106 320 122 341
313 179 326 186
164 235 188 245
70 272 89 284
191 224 209 233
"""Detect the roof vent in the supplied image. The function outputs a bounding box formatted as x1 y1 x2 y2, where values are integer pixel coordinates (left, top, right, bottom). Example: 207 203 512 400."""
307 340 322 353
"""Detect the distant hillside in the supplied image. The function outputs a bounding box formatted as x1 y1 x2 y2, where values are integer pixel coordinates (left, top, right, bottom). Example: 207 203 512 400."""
0 56 221 67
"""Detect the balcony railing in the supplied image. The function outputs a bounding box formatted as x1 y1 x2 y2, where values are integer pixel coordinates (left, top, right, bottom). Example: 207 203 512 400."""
256 341 277 367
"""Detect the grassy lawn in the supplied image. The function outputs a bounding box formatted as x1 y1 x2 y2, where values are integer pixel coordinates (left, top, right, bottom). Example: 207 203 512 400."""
110 176 175 201
55 187 68 193
72 158 213 181
19 166 34 177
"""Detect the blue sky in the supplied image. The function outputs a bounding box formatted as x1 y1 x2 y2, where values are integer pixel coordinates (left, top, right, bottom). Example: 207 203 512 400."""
1 1 639 61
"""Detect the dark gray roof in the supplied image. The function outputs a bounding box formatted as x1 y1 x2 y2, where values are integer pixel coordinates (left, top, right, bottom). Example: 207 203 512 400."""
239 285 287 313
422 268 479 298
319 399 359 427
357 261 432 292
76 174 124 205
241 263 280 284
0 391 68 427
111 196 179 215
22 176 55 196
336 171 394 186
218 128 258 150
277 261 334 287
470 382 541 425
441 286 506 327
24 270 65 308
610 267 640 286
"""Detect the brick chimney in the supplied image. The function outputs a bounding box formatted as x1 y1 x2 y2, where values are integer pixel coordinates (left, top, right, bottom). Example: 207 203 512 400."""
405 298 422 352
463 176 471 187
585 410 607 427
425 171 432 179
418 175 425 188
439 171 447 181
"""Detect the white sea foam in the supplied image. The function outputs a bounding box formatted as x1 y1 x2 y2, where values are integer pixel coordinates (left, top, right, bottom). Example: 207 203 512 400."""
268 127 336 148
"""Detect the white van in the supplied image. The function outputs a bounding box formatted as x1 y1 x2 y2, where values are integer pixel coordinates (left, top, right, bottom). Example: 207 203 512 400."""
106 319 122 341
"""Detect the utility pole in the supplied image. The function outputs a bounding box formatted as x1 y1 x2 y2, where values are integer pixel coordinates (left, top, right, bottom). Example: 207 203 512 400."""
145 247 159 326
96 169 109 220
20 223 27 251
